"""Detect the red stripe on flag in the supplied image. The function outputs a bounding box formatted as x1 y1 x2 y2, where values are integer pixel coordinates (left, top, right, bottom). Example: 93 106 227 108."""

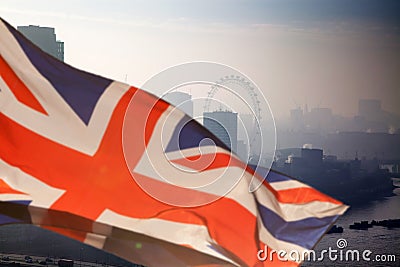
0 55 48 115
272 187 342 205
0 87 267 266
171 153 342 205
0 178 27 195
242 165 342 205
123 90 170 171
171 152 247 172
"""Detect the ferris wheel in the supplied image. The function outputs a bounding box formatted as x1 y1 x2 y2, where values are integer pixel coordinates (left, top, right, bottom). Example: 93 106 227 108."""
203 75 263 153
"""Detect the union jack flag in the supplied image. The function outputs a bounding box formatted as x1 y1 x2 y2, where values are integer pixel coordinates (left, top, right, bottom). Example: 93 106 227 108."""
0 18 348 267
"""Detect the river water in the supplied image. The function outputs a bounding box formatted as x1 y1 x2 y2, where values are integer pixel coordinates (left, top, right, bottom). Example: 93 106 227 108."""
303 178 400 267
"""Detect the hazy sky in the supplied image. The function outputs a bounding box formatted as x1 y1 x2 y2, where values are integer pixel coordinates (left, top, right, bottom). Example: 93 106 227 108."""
1 0 399 119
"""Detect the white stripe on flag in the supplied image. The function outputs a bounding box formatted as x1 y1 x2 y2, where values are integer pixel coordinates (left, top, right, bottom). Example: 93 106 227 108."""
97 209 240 266
84 233 108 249
0 159 65 208
269 180 310 190
0 193 32 202
254 183 347 221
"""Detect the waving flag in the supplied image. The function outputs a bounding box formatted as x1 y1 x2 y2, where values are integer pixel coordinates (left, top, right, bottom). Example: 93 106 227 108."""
0 17 348 267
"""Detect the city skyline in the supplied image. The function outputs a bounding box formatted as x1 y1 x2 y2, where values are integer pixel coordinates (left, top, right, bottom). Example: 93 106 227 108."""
1 8 399 266
1 0 399 119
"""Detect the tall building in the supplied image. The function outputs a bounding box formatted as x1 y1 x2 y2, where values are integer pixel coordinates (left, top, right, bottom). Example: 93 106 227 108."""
163 91 193 117
203 111 238 152
237 140 248 161
17 25 64 62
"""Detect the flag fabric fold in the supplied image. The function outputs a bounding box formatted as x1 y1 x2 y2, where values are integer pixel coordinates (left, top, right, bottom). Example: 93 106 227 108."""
0 17 348 267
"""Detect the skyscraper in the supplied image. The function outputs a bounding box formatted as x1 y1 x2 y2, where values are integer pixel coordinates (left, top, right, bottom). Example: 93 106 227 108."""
236 140 248 161
17 25 64 62
203 111 238 152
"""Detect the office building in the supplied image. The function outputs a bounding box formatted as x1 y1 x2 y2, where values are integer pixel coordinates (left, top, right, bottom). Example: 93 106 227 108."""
237 140 248 161
17 25 64 62
203 111 237 152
